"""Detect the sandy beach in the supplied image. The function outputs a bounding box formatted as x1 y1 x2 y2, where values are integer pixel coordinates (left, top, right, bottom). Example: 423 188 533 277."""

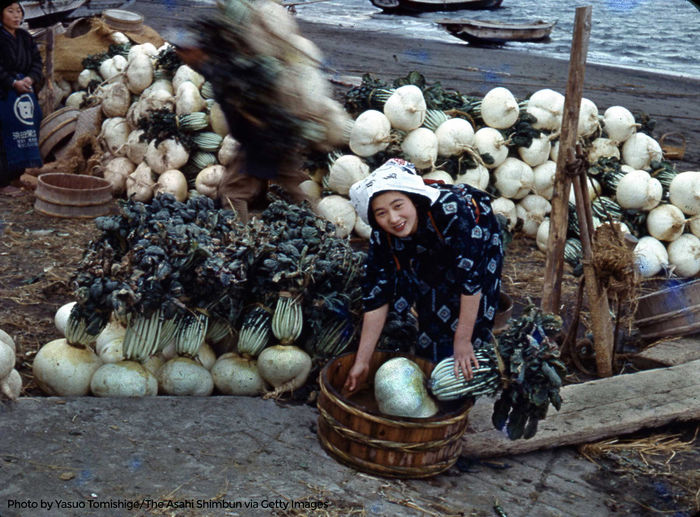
129 0 700 170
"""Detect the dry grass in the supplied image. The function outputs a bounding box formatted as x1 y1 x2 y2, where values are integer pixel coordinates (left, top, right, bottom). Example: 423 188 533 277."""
500 233 580 312
579 426 700 514
579 429 697 469
0 194 98 394
273 480 469 517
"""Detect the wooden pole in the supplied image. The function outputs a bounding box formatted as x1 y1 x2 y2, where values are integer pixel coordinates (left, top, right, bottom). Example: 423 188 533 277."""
45 25 57 115
540 6 615 377
541 6 592 314
573 149 615 377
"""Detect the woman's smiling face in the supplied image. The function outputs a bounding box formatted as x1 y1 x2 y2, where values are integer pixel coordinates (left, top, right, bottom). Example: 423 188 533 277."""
371 191 419 238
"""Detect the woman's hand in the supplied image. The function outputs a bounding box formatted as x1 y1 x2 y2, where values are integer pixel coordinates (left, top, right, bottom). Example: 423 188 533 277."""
342 360 370 394
341 304 389 396
453 292 482 381
453 338 479 381
13 77 33 94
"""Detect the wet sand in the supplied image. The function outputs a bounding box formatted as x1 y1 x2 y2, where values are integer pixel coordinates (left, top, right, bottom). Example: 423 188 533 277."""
130 1 699 170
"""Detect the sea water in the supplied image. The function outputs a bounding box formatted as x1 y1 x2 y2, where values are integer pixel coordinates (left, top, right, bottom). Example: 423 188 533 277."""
287 0 700 79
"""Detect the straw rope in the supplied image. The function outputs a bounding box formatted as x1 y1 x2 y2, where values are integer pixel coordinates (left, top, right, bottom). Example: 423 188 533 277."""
318 377 471 429
317 405 466 452
317 430 457 479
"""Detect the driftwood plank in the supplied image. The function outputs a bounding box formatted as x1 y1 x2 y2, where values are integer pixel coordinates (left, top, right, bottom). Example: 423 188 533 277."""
461 358 700 458
629 337 700 368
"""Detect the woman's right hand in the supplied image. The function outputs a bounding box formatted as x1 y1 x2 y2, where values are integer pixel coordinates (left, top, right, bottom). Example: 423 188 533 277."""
343 360 370 394
342 305 389 395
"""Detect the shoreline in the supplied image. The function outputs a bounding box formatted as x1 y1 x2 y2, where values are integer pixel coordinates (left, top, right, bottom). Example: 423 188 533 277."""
302 20 700 170
185 0 700 80
130 1 699 169
295 17 700 82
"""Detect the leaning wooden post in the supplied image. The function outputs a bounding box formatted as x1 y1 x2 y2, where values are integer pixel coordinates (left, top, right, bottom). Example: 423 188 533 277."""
45 25 57 114
570 146 615 377
541 6 615 377
541 6 592 314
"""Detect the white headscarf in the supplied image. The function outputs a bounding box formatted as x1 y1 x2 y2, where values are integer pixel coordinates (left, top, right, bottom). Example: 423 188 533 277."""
349 158 440 225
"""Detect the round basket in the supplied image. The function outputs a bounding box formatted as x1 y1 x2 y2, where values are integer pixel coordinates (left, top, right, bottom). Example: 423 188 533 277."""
102 9 144 33
39 107 79 160
34 173 114 218
317 351 473 479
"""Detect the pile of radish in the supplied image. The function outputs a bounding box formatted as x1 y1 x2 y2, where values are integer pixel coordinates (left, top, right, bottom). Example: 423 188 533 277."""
30 192 365 398
34 302 317 398
306 75 698 280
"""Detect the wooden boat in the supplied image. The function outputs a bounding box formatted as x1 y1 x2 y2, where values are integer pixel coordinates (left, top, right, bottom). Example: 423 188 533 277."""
437 18 556 44
68 0 136 21
370 0 503 14
22 0 136 28
22 0 88 28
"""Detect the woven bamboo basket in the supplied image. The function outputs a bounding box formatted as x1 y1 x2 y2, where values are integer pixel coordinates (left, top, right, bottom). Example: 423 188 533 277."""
317 351 473 479
38 107 79 160
55 105 103 161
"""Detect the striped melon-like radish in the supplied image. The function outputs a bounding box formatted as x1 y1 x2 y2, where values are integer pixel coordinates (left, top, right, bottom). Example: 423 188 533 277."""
271 292 303 346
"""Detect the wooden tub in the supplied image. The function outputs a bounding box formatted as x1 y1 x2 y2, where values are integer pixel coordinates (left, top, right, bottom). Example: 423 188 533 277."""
38 107 79 160
317 351 473 479
34 173 113 218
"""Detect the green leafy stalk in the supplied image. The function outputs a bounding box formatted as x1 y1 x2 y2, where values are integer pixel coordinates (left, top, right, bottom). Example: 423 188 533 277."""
271 294 303 346
237 306 272 357
491 304 567 440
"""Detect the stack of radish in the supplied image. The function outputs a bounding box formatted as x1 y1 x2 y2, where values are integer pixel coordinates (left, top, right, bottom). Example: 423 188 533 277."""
307 78 698 280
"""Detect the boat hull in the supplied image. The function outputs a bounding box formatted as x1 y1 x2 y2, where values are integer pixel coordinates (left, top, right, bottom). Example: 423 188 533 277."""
22 0 87 28
22 0 136 27
68 0 136 21
371 0 503 14
439 19 555 44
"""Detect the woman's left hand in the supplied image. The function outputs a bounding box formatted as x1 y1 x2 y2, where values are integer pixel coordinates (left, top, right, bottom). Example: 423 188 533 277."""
452 293 481 381
453 337 479 381
13 77 33 94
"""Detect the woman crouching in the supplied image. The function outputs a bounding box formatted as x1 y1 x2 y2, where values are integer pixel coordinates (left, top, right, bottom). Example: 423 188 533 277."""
343 158 504 393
